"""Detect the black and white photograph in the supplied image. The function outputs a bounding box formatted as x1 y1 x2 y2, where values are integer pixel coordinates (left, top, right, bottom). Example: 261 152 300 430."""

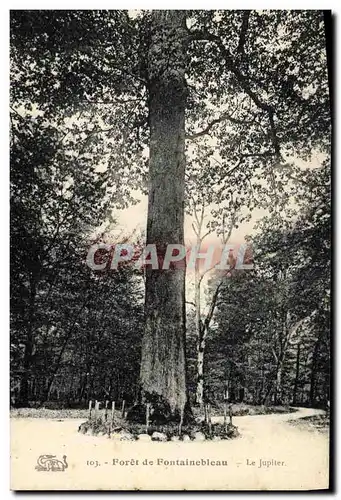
9 8 332 491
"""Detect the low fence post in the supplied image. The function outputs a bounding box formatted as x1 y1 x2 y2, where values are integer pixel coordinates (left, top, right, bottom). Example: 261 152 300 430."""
94 400 100 420
204 403 208 424
208 403 212 436
146 403 150 434
108 401 115 438
224 401 227 432
223 384 230 431
111 401 115 425
179 407 184 436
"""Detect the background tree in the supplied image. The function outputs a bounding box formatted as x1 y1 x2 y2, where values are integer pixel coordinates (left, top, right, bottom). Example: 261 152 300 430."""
10 17 145 406
204 160 330 406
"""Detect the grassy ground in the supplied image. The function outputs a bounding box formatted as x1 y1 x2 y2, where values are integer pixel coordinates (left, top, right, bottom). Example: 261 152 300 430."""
288 413 330 433
10 403 297 420
78 417 240 441
10 407 95 419
192 402 297 419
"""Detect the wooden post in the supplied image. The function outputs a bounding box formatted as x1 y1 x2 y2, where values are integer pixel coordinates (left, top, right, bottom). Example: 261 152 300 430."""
111 401 115 425
121 400 126 418
208 403 212 436
224 383 229 431
224 401 227 432
204 404 208 424
95 400 100 420
88 400 92 421
109 401 115 438
229 404 233 425
146 403 150 434
105 400 109 421
179 407 184 436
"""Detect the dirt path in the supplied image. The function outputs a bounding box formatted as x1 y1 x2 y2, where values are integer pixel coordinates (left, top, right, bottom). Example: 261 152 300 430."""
10 407 329 491
214 406 326 438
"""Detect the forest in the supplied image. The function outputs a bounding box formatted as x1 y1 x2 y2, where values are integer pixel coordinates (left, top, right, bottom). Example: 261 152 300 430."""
10 10 331 417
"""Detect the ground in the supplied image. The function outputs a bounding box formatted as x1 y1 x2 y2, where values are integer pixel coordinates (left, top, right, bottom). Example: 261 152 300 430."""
10 407 329 491
9 402 297 419
288 413 329 433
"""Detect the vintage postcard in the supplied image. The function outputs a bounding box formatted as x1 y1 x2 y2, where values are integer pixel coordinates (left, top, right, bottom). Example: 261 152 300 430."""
10 9 331 491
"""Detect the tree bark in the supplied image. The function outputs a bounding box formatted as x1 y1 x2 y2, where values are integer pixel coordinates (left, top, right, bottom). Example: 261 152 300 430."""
42 301 87 404
19 276 36 406
310 336 321 406
195 280 224 406
292 343 301 405
274 362 283 404
194 231 203 406
196 348 204 405
139 11 188 417
193 213 233 406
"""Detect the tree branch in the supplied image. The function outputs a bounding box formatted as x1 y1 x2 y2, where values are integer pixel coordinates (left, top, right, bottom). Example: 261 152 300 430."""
204 280 224 330
188 28 282 159
186 111 254 140
237 11 251 55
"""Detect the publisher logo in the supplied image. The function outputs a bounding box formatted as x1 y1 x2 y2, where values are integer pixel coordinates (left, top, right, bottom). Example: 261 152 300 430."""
35 455 68 472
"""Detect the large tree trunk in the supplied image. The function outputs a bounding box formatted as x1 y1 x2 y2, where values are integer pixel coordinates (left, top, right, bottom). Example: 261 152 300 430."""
139 11 188 418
